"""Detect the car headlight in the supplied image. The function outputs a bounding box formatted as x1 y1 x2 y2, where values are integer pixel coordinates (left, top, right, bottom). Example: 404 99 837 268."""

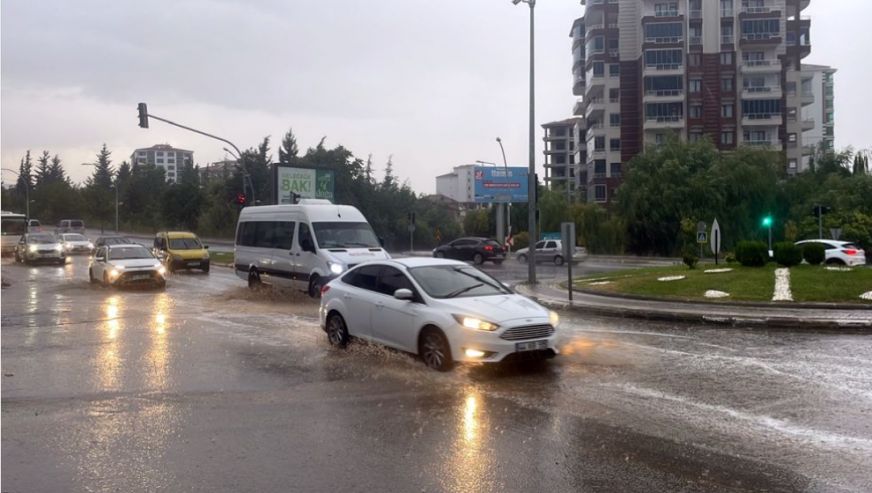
55 244 63 252
64 244 72 250
157 265 167 276
452 314 499 332
549 310 560 328
28 245 38 252
202 251 210 259
109 269 120 279
328 262 344 275
88 242 94 249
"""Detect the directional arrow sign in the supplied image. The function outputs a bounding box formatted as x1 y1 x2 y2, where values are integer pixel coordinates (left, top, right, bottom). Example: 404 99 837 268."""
710 219 721 254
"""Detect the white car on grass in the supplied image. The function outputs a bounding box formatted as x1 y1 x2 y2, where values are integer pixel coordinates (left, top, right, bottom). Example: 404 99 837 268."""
319 258 560 371
89 244 167 289
795 239 867 267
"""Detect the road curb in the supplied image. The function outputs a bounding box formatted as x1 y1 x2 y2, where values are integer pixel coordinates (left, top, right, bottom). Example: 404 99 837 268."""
515 283 872 330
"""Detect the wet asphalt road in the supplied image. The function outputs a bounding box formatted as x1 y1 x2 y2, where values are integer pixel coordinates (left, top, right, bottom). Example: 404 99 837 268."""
2 255 872 492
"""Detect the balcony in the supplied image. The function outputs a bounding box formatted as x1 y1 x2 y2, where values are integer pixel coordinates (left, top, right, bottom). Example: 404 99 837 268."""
644 36 683 45
585 97 606 118
689 36 702 45
654 9 679 17
801 91 814 106
742 113 781 126
740 32 781 43
801 118 815 131
573 99 585 116
745 138 780 147
741 6 776 14
689 9 702 19
642 63 684 77
644 115 685 129
643 88 685 102
740 59 780 73
721 35 735 45
742 85 782 99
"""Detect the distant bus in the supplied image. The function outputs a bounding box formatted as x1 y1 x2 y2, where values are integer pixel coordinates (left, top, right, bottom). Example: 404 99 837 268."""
1 211 28 255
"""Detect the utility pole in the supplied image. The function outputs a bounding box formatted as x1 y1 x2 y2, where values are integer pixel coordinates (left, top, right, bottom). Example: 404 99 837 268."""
496 137 512 252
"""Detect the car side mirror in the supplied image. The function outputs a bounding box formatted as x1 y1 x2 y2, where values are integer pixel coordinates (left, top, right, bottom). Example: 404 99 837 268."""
378 237 385 247
394 288 413 300
204 245 210 249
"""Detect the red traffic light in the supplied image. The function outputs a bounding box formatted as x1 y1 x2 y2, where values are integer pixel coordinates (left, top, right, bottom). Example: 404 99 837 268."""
235 192 247 205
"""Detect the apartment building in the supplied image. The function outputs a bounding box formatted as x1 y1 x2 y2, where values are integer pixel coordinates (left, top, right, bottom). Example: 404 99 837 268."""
572 0 814 203
800 63 836 169
130 144 194 184
436 164 477 204
542 117 586 200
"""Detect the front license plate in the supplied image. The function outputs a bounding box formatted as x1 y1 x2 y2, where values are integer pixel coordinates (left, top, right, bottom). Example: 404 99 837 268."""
187 262 200 267
515 340 548 352
132 274 151 280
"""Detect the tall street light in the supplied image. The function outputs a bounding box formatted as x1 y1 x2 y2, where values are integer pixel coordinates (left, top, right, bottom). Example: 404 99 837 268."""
496 137 512 252
2 168 30 229
512 0 537 284
81 163 119 233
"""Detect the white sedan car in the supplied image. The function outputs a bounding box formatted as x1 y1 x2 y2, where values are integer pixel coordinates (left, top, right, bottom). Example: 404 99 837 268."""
89 244 167 288
60 233 94 255
319 258 560 371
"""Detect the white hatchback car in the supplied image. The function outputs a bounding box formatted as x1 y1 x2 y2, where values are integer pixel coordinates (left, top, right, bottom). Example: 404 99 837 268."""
319 258 560 371
89 244 167 288
795 240 867 267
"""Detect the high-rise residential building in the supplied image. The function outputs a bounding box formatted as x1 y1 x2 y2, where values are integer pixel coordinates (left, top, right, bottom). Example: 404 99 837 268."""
800 63 835 169
565 0 814 203
542 117 586 200
129 144 194 184
436 164 478 204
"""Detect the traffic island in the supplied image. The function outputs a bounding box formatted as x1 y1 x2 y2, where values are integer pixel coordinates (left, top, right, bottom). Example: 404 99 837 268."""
515 265 872 330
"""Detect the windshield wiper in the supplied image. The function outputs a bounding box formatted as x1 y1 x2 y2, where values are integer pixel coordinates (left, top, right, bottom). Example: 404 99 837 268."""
453 268 506 293
444 283 483 298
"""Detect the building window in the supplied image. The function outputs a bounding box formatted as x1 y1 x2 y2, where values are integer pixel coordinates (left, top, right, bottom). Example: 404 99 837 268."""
689 105 702 118
609 88 620 102
721 77 734 91
741 19 780 40
654 2 679 17
788 159 797 169
593 160 607 178
720 52 733 65
610 162 622 177
644 49 682 70
689 79 702 93
608 38 619 51
654 133 666 145
587 36 605 54
594 185 607 202
644 22 683 43
593 62 605 77
610 138 621 151
788 133 797 143
721 131 734 145
609 113 621 127
609 64 620 77
688 53 701 67
594 136 606 151
721 104 733 118
689 132 703 142
156 158 164 164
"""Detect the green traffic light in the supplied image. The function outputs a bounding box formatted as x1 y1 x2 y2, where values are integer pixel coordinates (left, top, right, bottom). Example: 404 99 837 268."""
762 216 773 227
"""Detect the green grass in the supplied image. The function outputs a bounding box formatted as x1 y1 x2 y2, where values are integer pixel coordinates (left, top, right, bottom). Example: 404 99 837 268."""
210 251 234 265
575 264 872 304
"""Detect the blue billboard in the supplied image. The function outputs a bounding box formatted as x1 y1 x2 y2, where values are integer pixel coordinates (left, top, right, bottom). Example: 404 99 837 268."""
474 166 529 203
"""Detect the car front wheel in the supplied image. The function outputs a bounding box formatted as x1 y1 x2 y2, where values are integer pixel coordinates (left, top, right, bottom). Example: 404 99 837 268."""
326 313 349 348
473 253 484 265
517 254 527 264
419 328 453 372
554 255 564 266
434 251 445 258
248 269 262 289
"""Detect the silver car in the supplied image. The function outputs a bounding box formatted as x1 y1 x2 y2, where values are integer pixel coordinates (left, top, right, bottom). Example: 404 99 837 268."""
515 240 587 265
14 233 66 265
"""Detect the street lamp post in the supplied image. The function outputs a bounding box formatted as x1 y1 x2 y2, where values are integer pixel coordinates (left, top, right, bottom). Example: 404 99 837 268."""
2 168 30 230
512 0 537 284
496 137 512 252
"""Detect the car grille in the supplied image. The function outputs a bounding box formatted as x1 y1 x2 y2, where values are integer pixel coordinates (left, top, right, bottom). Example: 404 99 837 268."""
499 324 555 341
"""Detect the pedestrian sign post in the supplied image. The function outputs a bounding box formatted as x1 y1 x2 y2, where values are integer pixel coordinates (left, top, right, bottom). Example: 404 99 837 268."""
697 232 707 244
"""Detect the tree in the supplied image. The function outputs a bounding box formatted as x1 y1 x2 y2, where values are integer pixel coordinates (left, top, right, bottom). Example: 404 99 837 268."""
853 152 869 176
15 150 32 198
278 128 299 165
382 155 396 191
83 144 115 229
47 154 67 184
35 151 51 187
364 154 374 184
237 136 272 204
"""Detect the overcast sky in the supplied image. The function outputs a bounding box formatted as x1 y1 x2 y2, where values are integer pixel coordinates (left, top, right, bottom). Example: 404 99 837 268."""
2 0 870 193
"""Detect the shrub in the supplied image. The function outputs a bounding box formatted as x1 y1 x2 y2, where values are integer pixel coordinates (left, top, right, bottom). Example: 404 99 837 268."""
774 242 802 267
802 242 826 265
682 247 699 269
724 251 737 264
735 240 769 267
512 231 530 251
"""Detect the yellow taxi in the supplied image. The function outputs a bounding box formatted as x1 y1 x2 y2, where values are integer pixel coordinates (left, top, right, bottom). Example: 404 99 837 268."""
152 231 210 273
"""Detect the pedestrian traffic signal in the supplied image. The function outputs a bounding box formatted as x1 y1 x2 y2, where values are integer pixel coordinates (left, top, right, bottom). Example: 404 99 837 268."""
137 103 149 129
761 215 772 227
236 192 246 206
409 211 416 226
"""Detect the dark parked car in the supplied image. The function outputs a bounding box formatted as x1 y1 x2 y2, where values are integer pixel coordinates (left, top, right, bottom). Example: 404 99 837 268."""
432 237 505 265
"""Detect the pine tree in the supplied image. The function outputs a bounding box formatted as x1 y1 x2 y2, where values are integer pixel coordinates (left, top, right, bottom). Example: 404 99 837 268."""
382 154 395 190
35 151 51 186
87 143 114 189
15 150 32 197
278 128 299 165
364 154 374 184
47 154 67 184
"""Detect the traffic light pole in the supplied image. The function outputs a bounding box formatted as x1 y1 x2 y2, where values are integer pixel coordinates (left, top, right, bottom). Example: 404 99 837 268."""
137 104 255 205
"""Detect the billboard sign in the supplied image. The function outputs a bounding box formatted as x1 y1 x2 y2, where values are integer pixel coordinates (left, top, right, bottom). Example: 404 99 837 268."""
274 165 335 203
473 166 529 203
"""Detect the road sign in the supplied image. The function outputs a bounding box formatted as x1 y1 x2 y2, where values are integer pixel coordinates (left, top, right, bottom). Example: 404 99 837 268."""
408 224 416 233
710 219 721 254
697 232 707 244
697 221 707 233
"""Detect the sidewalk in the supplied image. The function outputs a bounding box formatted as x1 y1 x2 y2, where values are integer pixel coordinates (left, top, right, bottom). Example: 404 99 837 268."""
516 282 872 330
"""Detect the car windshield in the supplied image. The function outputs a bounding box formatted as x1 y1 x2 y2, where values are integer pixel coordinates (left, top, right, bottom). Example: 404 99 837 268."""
842 243 860 249
109 246 153 260
101 237 130 245
69 220 84 228
63 234 87 242
312 222 380 248
169 238 202 249
408 265 511 299
1 218 27 236
29 235 57 244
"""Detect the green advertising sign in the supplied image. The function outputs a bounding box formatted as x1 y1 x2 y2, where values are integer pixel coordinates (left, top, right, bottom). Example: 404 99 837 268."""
275 166 335 203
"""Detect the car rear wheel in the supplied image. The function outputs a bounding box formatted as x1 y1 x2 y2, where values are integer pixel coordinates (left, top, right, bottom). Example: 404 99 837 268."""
434 251 445 259
554 255 564 266
517 254 527 264
419 328 453 372
826 258 846 266
247 269 262 289
473 253 484 265
493 259 503 265
326 313 349 348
